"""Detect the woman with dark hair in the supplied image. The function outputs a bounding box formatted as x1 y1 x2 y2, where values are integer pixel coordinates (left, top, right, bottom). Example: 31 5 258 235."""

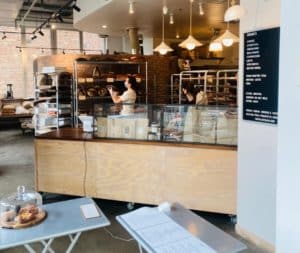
182 83 195 104
107 75 137 115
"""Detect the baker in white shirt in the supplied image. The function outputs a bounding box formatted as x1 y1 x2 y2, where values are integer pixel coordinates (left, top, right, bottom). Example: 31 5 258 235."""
107 75 137 115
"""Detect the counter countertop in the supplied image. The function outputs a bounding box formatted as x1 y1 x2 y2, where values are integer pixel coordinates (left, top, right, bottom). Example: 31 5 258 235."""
35 128 237 150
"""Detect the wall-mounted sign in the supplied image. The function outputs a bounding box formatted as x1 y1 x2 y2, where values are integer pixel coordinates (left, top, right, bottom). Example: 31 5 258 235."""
243 27 280 124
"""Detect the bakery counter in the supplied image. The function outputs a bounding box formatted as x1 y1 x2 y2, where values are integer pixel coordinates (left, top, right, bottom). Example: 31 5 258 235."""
35 127 237 215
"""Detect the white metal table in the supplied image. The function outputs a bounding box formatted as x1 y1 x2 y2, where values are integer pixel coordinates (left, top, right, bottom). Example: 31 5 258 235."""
117 203 247 253
0 197 110 253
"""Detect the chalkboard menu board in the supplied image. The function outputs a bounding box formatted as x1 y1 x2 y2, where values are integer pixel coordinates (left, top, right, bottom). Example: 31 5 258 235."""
243 27 280 124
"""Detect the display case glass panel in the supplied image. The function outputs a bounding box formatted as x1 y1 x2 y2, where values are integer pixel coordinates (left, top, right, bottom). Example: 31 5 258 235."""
94 103 237 146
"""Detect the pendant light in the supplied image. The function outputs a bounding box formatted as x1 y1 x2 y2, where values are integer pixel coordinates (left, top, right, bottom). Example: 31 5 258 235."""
214 23 239 47
154 5 173 55
179 0 202 51
224 0 246 22
215 0 239 47
209 29 223 52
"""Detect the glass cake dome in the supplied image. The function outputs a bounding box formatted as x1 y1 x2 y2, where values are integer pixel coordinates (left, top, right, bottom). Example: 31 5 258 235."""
0 186 44 228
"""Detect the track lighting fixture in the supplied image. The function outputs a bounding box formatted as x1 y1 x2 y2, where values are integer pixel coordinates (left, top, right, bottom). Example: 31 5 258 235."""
38 30 44 36
2 32 7 40
129 1 135 14
19 48 22 52
72 2 81 12
62 49 66 54
31 34 37 40
56 13 64 23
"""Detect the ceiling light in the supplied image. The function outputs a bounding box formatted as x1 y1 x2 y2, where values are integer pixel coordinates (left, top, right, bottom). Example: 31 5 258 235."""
209 41 223 52
38 30 44 36
179 0 203 50
209 28 223 52
199 1 204 16
129 1 135 14
224 0 246 22
102 25 107 29
176 33 180 39
72 2 81 12
215 29 239 47
154 4 173 55
162 0 168 14
51 24 56 29
31 34 37 40
169 13 174 24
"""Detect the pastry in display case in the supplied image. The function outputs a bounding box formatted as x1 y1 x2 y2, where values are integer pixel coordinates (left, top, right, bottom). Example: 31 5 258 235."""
0 186 46 229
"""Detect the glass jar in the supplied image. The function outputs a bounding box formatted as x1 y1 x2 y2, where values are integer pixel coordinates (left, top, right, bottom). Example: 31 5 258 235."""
0 186 43 228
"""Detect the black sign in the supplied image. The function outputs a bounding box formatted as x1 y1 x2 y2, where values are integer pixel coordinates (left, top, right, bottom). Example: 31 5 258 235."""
243 27 280 124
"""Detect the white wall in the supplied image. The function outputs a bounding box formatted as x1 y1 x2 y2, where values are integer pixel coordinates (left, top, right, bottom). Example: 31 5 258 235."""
107 36 124 54
276 1 300 252
237 0 280 245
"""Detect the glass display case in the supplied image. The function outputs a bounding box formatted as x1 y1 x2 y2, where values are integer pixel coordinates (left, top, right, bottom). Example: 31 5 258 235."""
0 186 45 229
94 103 237 146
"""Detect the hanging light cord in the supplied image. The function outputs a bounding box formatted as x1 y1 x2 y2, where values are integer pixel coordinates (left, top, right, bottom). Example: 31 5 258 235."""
162 9 165 41
189 0 193 35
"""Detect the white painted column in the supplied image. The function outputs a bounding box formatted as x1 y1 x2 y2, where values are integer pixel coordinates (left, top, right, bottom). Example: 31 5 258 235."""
237 0 280 248
276 1 300 252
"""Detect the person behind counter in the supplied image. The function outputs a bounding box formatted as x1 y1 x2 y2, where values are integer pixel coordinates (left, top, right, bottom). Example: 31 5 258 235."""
182 83 195 104
107 75 137 115
182 83 208 106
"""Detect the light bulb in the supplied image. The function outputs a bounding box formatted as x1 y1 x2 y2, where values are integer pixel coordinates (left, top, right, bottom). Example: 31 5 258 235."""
199 3 204 15
222 38 234 47
169 14 174 24
209 41 223 52
176 34 180 39
159 48 168 55
186 43 196 50
163 5 168 15
129 1 135 14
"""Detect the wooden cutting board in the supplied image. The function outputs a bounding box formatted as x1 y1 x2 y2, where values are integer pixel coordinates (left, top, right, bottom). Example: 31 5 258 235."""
0 211 47 229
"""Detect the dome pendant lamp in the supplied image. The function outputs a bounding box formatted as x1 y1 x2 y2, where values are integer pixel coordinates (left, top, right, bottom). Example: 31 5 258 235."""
224 0 246 22
216 0 239 46
179 0 202 51
154 6 173 55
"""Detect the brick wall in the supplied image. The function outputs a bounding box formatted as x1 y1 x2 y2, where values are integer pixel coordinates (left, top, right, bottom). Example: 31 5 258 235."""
0 26 23 98
36 54 178 104
0 27 104 99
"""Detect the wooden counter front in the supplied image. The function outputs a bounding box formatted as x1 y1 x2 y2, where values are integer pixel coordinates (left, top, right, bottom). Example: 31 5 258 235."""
35 128 237 214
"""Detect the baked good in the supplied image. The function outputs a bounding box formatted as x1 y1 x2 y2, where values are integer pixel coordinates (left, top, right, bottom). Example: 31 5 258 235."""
16 204 39 224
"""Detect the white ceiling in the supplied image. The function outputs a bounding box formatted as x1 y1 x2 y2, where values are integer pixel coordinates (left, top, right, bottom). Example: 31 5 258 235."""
0 0 23 26
74 0 239 40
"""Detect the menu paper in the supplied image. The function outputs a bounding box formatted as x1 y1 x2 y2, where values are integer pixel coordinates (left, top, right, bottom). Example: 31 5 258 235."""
80 203 100 219
243 27 280 124
119 207 217 253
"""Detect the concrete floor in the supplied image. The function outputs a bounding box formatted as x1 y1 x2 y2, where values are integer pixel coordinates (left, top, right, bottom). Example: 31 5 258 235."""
0 129 267 253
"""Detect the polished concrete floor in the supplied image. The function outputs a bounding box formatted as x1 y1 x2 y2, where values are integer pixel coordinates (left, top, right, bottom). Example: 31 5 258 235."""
0 129 267 253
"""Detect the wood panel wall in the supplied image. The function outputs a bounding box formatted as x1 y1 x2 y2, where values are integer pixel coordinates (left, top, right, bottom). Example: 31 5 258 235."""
35 139 237 214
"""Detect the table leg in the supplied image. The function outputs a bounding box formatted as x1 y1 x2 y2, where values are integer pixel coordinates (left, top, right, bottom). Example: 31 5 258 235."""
65 232 81 253
41 240 55 253
41 238 54 253
138 243 144 253
24 244 36 253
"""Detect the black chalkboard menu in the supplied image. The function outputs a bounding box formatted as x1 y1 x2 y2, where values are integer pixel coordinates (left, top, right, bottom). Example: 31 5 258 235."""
243 27 280 124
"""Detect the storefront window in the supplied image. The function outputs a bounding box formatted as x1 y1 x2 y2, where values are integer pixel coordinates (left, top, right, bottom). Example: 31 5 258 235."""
83 32 105 54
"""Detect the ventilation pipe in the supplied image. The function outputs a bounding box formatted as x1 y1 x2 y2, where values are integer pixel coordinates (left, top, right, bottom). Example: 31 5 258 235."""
126 27 140 54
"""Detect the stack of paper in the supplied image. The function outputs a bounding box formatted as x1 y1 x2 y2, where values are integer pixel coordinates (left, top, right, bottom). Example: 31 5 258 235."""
119 207 217 253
